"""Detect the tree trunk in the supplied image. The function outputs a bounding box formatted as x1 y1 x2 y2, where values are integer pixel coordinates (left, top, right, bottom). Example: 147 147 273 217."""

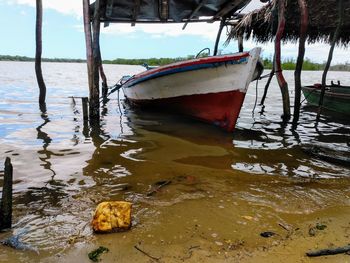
35 0 46 105
274 0 290 119
293 0 308 127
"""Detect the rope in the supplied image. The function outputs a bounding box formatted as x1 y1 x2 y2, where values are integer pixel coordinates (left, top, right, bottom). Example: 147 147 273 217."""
99 76 126 102
258 71 276 80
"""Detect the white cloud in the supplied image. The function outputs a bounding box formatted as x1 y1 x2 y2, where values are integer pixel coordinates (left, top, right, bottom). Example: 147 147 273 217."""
8 0 82 18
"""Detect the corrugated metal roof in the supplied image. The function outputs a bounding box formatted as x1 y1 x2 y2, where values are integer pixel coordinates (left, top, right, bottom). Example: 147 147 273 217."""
91 0 252 24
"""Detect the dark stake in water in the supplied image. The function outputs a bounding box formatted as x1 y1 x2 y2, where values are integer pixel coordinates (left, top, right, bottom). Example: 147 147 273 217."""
0 62 349 262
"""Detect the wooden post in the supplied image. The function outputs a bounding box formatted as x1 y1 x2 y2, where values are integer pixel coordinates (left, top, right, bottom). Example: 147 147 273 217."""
82 97 89 121
82 0 101 121
237 34 244 52
274 0 290 120
260 55 275 106
99 56 108 100
35 0 46 105
90 0 102 120
0 157 13 230
214 20 225 56
83 0 94 102
292 0 308 127
317 0 344 120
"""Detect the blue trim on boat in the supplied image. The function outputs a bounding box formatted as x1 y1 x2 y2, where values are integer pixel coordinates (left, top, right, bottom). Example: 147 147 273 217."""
124 57 248 88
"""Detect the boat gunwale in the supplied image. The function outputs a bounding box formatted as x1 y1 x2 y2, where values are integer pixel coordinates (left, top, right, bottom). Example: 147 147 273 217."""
302 86 350 99
124 57 249 88
123 52 251 86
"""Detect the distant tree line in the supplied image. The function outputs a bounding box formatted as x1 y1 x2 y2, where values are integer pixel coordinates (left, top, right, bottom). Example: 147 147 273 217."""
1 54 349 71
261 57 350 71
0 55 85 63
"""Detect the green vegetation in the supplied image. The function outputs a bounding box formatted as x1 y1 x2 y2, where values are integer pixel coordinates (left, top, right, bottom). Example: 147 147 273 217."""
261 57 337 71
1 54 349 71
88 246 109 262
0 55 85 63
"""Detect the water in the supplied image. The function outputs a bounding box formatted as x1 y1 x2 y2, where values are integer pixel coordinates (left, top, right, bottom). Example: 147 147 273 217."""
0 61 349 262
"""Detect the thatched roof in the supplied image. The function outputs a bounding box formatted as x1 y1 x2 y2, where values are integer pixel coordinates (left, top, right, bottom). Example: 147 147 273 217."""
91 0 251 24
228 0 350 45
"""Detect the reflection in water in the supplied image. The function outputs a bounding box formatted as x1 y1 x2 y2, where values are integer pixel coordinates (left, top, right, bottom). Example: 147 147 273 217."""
36 103 56 180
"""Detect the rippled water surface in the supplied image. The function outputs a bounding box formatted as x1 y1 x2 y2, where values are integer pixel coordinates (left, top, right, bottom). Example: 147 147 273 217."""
0 61 349 262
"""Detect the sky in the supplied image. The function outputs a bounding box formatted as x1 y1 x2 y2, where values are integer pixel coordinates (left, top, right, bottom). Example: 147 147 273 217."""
0 0 349 63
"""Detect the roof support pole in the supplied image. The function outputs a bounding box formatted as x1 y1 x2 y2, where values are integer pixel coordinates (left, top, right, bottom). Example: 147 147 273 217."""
83 0 94 119
90 0 102 121
274 0 290 120
317 0 344 121
214 20 225 56
35 0 46 105
292 0 308 127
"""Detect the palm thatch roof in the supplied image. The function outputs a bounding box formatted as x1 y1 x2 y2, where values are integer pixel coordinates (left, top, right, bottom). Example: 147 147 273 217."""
228 0 350 45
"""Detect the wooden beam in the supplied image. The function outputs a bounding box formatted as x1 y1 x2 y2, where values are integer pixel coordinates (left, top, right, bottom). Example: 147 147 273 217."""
131 0 141 26
35 0 46 105
182 0 206 30
274 0 290 120
100 18 223 24
105 0 114 18
292 0 308 127
159 0 168 21
212 0 245 21
317 0 344 120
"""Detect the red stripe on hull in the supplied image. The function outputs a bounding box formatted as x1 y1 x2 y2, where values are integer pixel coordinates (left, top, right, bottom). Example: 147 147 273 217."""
127 90 246 132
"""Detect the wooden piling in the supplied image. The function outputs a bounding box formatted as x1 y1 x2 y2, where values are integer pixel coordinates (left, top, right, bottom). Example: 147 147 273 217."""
293 0 308 127
90 0 102 120
83 0 99 121
35 0 46 105
274 0 290 120
83 0 94 102
82 97 89 121
317 0 344 121
0 158 13 230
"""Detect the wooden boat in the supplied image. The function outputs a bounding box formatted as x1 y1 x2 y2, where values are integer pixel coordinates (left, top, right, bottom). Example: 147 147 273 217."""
122 47 262 132
302 83 350 114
